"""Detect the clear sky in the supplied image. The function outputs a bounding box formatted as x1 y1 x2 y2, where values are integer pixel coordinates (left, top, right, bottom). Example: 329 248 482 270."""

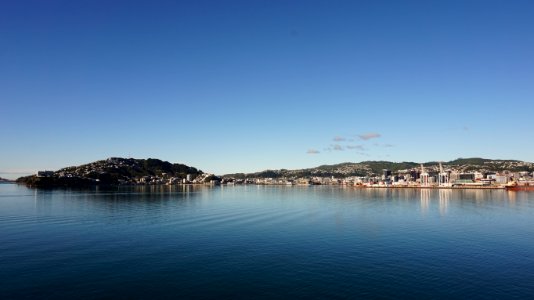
1 0 534 178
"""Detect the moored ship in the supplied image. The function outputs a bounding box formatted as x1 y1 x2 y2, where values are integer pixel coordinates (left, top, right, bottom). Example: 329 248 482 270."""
505 181 534 191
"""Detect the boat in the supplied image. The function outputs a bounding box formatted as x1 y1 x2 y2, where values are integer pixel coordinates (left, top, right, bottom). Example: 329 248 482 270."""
505 181 534 191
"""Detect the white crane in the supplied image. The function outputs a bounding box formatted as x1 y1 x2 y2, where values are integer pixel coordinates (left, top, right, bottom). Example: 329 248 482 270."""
420 163 429 187
438 161 450 187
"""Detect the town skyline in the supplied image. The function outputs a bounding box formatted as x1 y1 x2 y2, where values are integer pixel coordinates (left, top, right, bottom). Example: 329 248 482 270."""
12 156 533 191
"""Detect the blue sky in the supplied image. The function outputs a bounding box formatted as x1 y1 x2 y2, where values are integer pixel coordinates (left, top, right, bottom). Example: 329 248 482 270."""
1 0 534 178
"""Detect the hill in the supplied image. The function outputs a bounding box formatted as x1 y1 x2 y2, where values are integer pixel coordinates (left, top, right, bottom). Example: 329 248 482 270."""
0 177 14 183
17 157 203 187
223 158 534 179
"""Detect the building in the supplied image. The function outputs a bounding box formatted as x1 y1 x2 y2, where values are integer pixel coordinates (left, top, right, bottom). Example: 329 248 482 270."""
382 169 392 180
186 174 195 182
459 173 475 181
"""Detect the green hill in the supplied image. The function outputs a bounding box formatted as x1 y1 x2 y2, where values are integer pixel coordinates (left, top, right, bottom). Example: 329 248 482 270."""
223 158 533 179
17 157 202 187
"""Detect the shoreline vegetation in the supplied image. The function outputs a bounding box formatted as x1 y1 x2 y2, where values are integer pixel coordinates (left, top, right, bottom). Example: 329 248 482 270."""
15 157 534 190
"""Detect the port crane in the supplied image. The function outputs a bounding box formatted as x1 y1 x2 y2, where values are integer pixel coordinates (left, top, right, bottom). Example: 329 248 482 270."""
438 162 450 187
420 163 429 187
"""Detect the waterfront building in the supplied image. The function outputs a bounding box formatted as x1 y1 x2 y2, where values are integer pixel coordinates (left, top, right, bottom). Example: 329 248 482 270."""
459 173 475 181
382 169 391 180
449 172 460 183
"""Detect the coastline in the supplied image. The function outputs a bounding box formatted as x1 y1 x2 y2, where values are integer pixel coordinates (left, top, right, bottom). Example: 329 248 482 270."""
14 181 534 191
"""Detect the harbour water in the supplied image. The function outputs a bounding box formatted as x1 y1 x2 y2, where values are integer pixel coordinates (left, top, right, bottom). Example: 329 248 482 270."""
1 183 534 299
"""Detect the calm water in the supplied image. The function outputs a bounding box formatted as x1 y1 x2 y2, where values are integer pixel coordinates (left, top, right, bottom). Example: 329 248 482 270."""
1 184 534 299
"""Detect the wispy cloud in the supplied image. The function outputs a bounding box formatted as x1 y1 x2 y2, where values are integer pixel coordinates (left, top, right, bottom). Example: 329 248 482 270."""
316 133 388 155
358 132 381 140
347 145 365 150
332 144 344 151
373 143 394 148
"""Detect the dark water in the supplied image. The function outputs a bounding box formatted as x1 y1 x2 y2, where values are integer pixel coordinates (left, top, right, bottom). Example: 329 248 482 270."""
1 184 534 299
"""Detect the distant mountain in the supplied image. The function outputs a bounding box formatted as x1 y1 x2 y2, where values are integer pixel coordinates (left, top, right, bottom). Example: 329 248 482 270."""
223 158 534 179
17 157 203 187
0 177 14 183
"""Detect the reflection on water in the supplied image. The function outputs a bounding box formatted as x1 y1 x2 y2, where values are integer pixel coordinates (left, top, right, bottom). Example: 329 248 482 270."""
508 190 516 204
418 188 450 216
1 184 534 299
12 185 534 216
439 189 450 216
421 189 430 215
28 185 208 217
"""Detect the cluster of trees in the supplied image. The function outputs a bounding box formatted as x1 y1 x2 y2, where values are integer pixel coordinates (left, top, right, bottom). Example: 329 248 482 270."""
16 176 95 187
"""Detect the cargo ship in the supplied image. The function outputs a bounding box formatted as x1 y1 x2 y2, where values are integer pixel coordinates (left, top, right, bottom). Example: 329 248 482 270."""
505 181 534 191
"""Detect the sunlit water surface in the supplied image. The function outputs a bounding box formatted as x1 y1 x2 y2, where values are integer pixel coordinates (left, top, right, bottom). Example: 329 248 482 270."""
1 184 534 299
